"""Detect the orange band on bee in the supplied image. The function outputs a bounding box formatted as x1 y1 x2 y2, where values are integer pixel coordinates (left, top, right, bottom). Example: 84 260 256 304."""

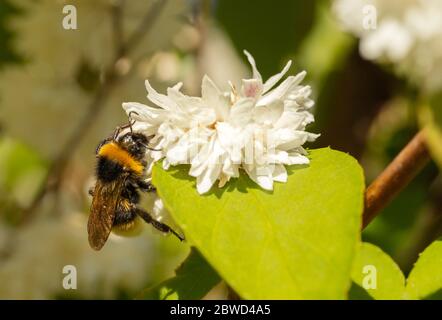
98 142 144 175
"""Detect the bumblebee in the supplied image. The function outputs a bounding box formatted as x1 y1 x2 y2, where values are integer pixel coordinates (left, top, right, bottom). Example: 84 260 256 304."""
88 120 184 250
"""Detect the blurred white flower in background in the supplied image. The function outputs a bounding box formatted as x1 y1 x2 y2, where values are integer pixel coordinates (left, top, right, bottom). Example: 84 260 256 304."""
0 0 189 157
0 214 155 299
124 51 318 194
9 0 184 72
333 0 442 93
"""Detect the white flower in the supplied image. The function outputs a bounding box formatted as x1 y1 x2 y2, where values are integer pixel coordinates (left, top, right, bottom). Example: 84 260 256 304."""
333 0 442 93
123 51 319 194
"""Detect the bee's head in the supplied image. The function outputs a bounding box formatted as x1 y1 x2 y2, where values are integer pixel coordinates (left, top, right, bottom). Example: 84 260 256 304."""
117 132 150 160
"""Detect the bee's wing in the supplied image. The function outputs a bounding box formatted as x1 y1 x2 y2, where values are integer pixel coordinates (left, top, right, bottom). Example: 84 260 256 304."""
88 176 127 250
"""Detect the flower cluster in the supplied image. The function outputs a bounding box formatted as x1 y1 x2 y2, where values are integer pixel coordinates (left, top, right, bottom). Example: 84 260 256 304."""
123 51 319 194
333 0 442 93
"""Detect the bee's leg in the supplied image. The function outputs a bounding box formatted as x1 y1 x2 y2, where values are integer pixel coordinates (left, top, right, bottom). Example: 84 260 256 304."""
88 187 94 196
135 207 184 241
136 179 156 193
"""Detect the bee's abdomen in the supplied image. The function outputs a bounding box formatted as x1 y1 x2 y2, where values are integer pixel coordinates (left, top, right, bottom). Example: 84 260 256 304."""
96 156 124 183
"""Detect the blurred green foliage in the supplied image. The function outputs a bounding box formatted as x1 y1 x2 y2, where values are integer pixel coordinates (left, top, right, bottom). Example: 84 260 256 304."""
0 0 21 67
297 2 353 88
0 137 47 223
138 248 220 300
0 137 46 190
216 0 315 79
419 93 442 169
362 121 439 272
296 2 354 134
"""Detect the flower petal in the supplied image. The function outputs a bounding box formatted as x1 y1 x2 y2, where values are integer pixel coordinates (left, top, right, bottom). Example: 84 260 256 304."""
256 174 273 190
228 98 254 126
216 123 244 163
201 75 230 121
243 50 262 82
145 80 179 111
244 165 273 191
274 111 314 130
196 163 222 194
287 152 310 165
122 102 165 122
241 79 263 99
172 82 183 91
257 71 307 107
262 60 292 94
252 100 284 126
272 164 288 183
202 75 221 97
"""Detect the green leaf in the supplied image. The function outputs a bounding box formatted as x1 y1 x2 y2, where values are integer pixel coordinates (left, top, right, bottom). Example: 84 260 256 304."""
350 242 405 300
349 240 442 300
405 238 442 300
137 248 220 300
153 148 364 299
419 93 442 168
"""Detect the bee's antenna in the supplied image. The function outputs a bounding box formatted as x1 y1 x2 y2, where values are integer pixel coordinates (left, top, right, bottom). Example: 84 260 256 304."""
113 126 122 140
127 111 139 134
140 143 162 152
113 111 140 140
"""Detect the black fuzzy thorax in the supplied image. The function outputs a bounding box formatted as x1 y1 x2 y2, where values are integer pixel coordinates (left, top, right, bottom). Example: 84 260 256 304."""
96 156 124 183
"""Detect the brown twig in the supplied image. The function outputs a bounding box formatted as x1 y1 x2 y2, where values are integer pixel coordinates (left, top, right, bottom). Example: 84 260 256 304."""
123 0 168 56
362 130 431 229
226 285 241 300
20 0 168 224
111 0 125 54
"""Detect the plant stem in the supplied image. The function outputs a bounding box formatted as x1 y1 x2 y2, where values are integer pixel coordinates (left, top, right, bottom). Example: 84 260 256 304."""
362 130 431 229
111 0 125 54
226 285 241 300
